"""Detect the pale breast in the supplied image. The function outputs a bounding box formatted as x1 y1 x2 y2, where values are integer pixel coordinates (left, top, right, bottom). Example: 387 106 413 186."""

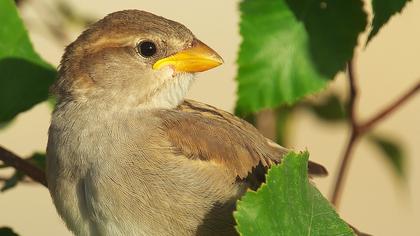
47 102 242 236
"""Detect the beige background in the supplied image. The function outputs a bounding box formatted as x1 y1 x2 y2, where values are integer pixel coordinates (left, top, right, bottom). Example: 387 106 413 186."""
1 0 419 235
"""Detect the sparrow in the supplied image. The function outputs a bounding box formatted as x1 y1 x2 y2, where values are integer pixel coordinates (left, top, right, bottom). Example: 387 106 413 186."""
46 10 327 236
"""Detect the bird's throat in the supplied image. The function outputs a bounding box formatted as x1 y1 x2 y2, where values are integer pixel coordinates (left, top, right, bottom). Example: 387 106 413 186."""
141 72 195 110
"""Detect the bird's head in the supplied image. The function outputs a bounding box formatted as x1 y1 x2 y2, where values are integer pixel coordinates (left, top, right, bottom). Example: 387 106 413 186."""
54 10 223 109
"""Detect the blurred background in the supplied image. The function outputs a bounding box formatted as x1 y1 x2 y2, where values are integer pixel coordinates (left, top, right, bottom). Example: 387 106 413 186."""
0 0 419 235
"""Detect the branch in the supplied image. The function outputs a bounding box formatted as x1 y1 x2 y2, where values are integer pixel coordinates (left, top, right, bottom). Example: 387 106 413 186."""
330 60 420 207
0 146 47 187
330 60 360 206
347 60 358 126
358 81 420 133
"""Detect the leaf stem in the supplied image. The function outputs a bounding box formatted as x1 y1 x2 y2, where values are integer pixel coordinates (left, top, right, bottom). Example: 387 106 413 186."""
330 60 420 206
0 146 47 187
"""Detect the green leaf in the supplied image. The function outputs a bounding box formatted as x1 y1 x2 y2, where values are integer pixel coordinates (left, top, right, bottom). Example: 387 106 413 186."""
305 93 347 122
1 171 24 192
0 227 19 236
27 152 46 171
236 0 326 114
368 0 412 43
235 151 354 236
286 0 367 78
236 0 367 114
0 119 14 130
0 0 57 122
368 134 405 179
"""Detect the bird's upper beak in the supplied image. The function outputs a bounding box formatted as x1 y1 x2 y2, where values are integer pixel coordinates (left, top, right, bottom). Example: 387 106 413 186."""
153 39 223 72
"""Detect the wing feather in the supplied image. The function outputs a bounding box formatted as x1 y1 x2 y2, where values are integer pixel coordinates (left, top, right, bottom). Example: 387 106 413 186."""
155 100 327 179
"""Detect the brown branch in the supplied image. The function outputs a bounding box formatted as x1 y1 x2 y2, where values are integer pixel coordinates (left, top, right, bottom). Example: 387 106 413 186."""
331 132 359 206
330 61 420 206
347 60 358 126
358 81 420 133
330 60 360 206
0 146 47 187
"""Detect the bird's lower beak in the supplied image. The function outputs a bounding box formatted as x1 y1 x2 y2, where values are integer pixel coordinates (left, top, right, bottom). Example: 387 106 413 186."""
153 39 223 72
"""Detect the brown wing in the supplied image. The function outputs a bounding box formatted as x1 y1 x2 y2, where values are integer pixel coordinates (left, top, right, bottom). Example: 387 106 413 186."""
156 99 327 180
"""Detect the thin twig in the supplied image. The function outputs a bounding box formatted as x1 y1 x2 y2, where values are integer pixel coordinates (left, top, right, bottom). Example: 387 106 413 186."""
358 81 420 133
331 132 358 206
330 59 420 206
0 146 47 187
331 60 360 206
347 60 358 126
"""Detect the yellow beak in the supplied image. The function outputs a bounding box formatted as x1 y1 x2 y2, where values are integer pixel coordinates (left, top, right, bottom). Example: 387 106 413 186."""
153 40 223 72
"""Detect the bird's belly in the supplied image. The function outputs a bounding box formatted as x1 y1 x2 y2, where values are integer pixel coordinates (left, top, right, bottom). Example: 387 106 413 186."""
49 156 242 236
47 144 153 236
47 111 242 236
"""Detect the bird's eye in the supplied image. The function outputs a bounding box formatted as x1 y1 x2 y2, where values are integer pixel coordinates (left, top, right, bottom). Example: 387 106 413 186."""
137 41 157 57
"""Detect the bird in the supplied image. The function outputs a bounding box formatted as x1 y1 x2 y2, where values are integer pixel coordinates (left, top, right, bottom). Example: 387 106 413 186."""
46 10 327 236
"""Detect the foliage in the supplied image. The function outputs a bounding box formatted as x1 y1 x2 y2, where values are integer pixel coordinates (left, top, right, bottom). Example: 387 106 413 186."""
303 94 347 122
235 0 366 115
0 0 56 123
0 227 19 236
0 0 416 234
368 134 406 179
368 0 412 42
235 152 353 236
